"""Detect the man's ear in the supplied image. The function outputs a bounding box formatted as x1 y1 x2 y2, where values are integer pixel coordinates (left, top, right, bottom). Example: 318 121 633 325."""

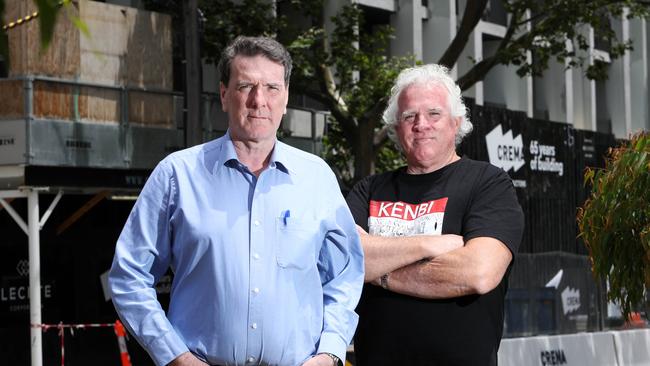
283 85 289 114
219 82 228 112
454 116 462 130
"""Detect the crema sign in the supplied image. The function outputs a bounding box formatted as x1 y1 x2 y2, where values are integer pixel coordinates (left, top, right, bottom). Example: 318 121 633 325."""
485 124 566 187
540 349 567 365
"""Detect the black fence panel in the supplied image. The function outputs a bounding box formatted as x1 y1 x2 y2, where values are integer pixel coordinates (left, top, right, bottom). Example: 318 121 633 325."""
505 252 603 338
456 103 623 338
459 103 618 255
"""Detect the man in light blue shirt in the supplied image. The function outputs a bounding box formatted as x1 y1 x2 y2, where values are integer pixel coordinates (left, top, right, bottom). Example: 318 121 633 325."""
108 36 364 366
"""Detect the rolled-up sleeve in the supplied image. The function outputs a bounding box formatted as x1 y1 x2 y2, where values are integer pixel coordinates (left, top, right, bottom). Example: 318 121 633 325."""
108 160 188 366
316 168 365 362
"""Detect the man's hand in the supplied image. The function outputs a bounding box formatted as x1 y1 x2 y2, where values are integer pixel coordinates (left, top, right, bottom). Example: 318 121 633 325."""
388 237 514 299
356 225 369 237
424 234 464 258
167 352 209 366
302 353 336 366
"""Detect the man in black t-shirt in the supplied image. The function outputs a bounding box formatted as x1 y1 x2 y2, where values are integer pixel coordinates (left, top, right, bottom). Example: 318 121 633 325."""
346 64 524 366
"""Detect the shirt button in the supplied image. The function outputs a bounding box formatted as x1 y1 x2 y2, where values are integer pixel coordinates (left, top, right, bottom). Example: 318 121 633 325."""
251 323 258 329
247 356 256 363
254 220 260 226
253 253 260 260
253 287 260 294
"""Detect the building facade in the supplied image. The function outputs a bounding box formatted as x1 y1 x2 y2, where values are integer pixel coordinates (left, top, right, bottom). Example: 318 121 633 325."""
326 0 650 138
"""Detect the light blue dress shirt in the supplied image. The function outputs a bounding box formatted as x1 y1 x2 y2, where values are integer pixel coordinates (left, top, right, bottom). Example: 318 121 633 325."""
108 132 364 366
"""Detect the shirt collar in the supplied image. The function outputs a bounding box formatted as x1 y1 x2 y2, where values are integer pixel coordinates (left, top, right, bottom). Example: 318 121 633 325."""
216 130 291 175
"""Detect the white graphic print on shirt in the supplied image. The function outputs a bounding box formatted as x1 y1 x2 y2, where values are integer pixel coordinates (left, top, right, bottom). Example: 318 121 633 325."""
367 198 447 237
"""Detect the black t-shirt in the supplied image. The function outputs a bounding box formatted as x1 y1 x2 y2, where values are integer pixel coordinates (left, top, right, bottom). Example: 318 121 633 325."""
346 157 524 366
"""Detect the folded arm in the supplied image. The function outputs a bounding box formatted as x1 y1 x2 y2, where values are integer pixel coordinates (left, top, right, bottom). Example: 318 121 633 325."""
358 226 464 282
385 237 513 299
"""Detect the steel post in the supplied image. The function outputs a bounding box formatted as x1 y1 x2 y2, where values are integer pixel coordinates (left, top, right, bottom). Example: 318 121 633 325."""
28 189 42 366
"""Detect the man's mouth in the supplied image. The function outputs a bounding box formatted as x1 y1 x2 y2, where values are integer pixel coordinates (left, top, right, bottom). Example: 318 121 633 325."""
248 115 269 120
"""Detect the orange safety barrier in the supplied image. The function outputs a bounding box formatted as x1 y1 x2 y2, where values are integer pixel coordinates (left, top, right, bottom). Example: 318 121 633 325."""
34 320 131 366
114 320 132 366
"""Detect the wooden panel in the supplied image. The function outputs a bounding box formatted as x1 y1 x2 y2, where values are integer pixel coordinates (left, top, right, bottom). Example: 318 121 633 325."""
32 81 121 123
128 91 174 127
6 0 80 78
79 0 129 86
4 0 173 127
80 1 172 90
6 0 171 90
124 8 173 90
0 80 25 118
78 86 120 123
32 81 73 120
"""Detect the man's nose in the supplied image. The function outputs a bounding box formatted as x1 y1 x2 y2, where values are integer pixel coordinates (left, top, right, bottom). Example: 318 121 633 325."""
412 113 429 130
246 85 266 108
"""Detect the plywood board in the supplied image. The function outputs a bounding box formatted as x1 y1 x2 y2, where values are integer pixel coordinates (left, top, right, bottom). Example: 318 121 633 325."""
80 1 172 90
0 80 25 118
124 7 173 90
6 0 80 78
78 86 120 123
79 0 129 85
128 91 174 127
6 0 172 91
32 81 74 120
31 81 121 123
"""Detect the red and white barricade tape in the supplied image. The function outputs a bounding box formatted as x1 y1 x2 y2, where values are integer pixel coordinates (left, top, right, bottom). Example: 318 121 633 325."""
32 321 132 366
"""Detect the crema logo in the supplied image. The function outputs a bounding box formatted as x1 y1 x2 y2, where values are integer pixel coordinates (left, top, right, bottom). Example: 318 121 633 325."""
540 349 567 365
485 124 525 173
561 286 581 315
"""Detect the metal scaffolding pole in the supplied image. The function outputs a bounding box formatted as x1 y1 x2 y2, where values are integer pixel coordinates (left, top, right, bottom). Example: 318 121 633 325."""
1 188 62 366
27 189 42 366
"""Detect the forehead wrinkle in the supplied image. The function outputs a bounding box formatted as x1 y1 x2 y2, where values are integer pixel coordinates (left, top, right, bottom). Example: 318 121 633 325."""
230 60 285 86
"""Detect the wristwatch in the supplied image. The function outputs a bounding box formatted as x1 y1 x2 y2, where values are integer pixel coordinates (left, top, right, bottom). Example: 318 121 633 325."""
380 273 389 290
319 352 341 366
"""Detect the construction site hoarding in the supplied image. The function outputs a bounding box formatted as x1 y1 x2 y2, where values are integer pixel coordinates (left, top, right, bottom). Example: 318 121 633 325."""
6 0 173 90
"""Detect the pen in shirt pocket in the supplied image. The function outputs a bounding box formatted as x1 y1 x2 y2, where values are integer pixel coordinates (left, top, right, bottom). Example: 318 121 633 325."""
282 209 290 225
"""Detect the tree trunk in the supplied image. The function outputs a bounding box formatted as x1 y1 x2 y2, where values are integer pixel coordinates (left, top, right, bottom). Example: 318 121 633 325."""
352 119 376 184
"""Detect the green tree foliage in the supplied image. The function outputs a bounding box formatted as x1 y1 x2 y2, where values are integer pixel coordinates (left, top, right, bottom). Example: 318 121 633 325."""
578 132 650 318
145 0 410 186
284 4 412 184
447 1 649 89
144 0 649 186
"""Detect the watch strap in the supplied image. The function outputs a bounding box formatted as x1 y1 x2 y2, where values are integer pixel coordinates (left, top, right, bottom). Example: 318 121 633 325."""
380 273 389 290
319 352 341 366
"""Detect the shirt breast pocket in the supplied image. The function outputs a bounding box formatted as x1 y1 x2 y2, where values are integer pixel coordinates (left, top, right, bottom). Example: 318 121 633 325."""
276 218 318 270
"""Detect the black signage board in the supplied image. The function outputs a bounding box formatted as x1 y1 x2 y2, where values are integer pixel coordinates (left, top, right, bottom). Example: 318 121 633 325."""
0 195 166 365
24 166 152 190
459 103 617 254
505 253 600 337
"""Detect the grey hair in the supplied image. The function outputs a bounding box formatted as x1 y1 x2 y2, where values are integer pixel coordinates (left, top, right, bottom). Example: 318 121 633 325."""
218 36 293 87
383 64 472 149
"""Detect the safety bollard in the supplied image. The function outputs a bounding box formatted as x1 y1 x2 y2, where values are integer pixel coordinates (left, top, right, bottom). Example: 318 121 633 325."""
113 320 132 366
